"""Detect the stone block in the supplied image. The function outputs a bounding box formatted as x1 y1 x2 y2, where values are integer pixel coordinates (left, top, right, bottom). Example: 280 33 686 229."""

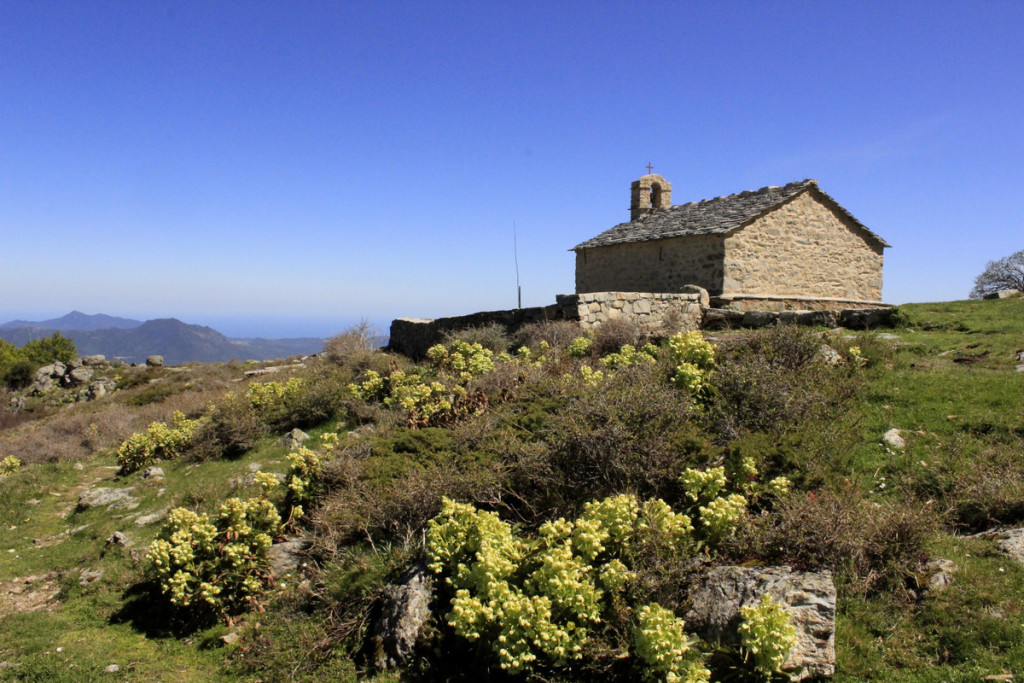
684 566 836 680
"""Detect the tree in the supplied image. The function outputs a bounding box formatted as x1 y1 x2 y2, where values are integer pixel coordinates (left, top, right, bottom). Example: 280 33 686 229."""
970 249 1024 299
21 332 77 365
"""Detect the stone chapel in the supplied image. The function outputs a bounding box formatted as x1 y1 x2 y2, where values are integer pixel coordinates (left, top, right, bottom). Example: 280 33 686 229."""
573 174 889 307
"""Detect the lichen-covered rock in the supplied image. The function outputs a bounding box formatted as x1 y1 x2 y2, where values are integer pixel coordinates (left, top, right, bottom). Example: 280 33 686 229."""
970 527 1024 564
268 537 309 577
146 355 164 367
684 565 836 680
77 487 138 511
371 564 434 670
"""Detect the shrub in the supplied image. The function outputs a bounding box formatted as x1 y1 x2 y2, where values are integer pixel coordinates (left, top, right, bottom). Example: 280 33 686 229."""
147 496 283 622
117 411 208 473
667 331 716 396
2 360 34 390
442 323 512 353
426 495 706 678
514 320 583 352
22 332 77 365
736 485 938 595
592 318 650 356
538 363 702 514
709 326 857 438
323 320 381 371
566 335 594 358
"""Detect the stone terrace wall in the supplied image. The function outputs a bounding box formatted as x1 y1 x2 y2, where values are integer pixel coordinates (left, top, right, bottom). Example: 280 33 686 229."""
388 302 574 359
389 292 703 359
388 291 895 359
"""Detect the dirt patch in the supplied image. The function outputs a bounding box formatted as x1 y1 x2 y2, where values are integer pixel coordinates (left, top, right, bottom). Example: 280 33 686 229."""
0 573 60 618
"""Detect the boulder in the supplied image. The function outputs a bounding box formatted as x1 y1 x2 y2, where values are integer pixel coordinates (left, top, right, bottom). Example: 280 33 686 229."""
840 308 895 329
684 565 836 680
67 367 94 386
818 345 843 366
141 466 165 480
146 355 164 367
702 308 744 330
78 378 116 402
81 354 107 366
371 564 435 670
34 362 66 380
970 527 1024 564
268 537 309 577
920 558 956 594
133 509 169 527
742 310 778 328
77 487 139 511
984 289 1022 299
283 428 311 450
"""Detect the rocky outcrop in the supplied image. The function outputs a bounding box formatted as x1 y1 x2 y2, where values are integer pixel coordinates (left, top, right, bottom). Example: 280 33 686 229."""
684 565 836 680
371 564 435 670
146 355 164 367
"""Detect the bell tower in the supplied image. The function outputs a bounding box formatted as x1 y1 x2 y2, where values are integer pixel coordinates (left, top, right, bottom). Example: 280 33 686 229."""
630 171 672 221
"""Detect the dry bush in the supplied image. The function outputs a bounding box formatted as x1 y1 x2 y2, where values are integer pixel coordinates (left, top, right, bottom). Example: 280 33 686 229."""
313 443 504 550
513 320 584 353
520 362 705 519
709 326 859 439
896 435 1024 532
733 485 939 595
591 317 650 356
442 323 512 353
324 321 383 372
0 389 218 464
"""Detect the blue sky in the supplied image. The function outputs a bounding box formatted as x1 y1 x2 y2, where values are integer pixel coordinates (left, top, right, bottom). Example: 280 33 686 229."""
2 1 1022 337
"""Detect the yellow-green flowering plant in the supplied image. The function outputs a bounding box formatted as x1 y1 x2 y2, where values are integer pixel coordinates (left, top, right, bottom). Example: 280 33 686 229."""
0 454 20 478
738 594 797 677
426 494 703 677
667 331 716 396
116 411 208 473
147 496 282 623
600 343 659 370
633 603 711 682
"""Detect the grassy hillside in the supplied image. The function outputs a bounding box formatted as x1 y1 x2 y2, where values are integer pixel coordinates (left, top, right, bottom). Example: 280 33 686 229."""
0 298 1022 681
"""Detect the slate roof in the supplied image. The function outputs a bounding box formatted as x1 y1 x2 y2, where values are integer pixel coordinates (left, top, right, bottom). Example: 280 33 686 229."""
572 179 889 250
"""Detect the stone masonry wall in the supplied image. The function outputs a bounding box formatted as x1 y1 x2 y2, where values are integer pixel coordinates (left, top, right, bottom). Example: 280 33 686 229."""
575 234 724 294
722 191 884 301
561 292 703 332
388 292 703 359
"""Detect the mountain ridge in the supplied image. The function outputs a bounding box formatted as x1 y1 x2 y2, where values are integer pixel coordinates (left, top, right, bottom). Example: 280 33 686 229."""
0 312 324 364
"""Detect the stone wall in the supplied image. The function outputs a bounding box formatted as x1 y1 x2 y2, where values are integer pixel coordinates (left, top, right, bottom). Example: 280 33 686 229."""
388 291 894 359
722 191 884 301
388 302 574 359
575 234 724 294
559 291 703 332
388 292 704 359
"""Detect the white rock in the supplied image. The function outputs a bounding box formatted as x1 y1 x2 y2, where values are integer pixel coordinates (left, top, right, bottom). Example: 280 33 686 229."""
882 428 906 450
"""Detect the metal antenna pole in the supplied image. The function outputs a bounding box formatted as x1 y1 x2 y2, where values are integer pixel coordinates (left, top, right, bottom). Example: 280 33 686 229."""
513 220 522 309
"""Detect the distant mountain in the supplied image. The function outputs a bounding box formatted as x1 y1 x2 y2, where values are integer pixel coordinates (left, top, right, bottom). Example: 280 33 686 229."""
0 310 142 331
0 314 323 365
